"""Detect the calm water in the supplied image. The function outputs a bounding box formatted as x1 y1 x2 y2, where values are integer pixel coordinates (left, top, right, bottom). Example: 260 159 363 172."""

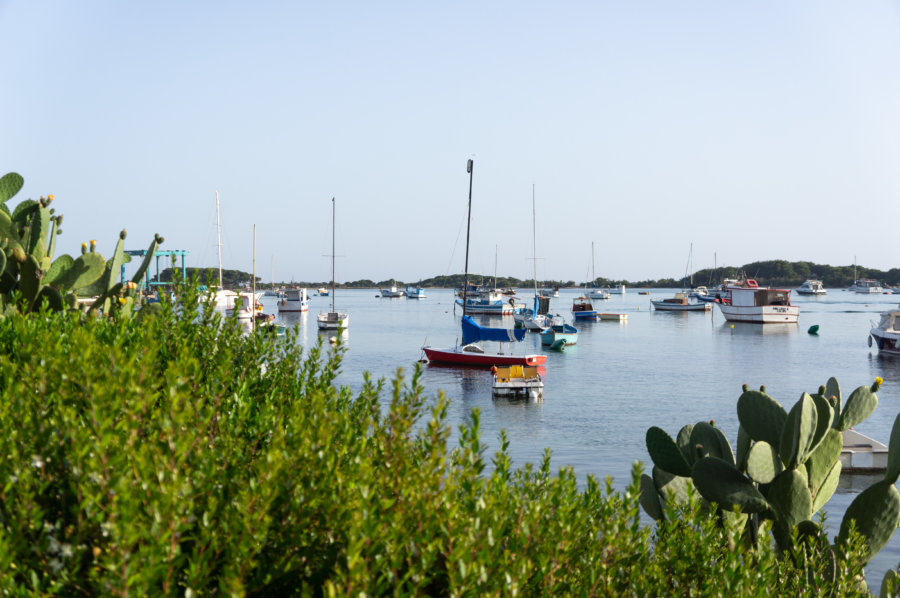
261 287 900 587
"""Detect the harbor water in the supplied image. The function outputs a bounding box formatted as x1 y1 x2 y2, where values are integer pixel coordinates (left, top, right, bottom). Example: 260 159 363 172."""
261 287 900 588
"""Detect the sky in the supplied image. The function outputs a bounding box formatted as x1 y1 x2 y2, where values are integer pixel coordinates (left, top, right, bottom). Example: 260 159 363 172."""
2 1 900 284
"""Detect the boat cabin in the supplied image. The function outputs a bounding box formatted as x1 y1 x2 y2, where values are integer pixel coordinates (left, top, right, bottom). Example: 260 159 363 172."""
875 311 900 334
730 286 791 307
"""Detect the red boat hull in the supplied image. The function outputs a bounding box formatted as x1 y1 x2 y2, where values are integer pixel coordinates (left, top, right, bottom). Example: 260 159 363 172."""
423 347 547 367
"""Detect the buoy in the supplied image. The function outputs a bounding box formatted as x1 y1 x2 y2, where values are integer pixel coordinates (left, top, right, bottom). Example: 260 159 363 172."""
730 324 734 329
808 324 820 335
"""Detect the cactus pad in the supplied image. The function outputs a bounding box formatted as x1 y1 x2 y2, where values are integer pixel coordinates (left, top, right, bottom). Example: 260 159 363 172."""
779 393 818 468
0 173 24 204
646 426 692 477
737 390 787 448
639 473 664 520
652 466 694 505
839 480 900 560
837 385 878 431
691 457 769 514
746 441 784 484
884 412 900 485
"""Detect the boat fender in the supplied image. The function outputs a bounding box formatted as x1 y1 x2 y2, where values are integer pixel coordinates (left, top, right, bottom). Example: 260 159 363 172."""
509 297 516 306
869 335 873 348
747 279 758 288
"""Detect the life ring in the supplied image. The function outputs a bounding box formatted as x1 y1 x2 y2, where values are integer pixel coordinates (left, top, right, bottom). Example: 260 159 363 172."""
746 279 758 288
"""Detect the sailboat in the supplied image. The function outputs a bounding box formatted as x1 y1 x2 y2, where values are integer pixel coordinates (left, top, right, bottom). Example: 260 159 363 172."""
651 243 711 312
317 197 349 330
587 242 610 300
210 191 261 320
422 160 546 367
513 185 551 331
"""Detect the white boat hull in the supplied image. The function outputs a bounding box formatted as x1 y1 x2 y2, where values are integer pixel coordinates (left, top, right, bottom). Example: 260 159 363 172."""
317 312 349 330
717 304 800 323
841 429 888 473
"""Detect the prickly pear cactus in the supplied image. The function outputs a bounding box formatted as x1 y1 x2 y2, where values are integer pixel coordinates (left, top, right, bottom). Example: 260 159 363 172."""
641 377 898 565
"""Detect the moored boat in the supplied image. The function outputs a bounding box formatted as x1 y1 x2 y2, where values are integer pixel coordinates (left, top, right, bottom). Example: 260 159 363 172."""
715 280 800 324
540 316 578 346
277 287 309 312
422 160 546 368
380 283 406 297
651 292 711 312
317 197 349 331
850 279 883 294
492 365 544 401
841 428 888 473
869 309 900 355
407 285 427 299
572 296 598 320
796 279 827 295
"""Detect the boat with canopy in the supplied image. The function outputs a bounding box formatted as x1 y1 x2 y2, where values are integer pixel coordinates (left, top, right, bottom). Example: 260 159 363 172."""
422 160 546 367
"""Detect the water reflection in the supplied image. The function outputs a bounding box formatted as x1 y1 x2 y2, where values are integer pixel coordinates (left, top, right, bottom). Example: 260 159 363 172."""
718 322 799 336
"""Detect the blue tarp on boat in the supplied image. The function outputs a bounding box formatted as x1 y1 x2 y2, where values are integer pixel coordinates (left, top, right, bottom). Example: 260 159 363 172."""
461 315 526 344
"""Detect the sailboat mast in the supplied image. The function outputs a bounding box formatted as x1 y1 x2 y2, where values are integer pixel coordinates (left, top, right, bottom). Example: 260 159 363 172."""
462 159 474 317
331 197 336 314
216 190 223 289
532 185 537 295
591 241 595 287
252 224 257 329
689 242 693 288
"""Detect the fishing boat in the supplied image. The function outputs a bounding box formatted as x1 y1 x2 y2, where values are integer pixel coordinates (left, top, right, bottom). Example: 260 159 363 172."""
652 292 712 312
540 315 578 346
869 310 900 355
492 365 543 401
380 283 406 297
572 296 598 320
278 287 309 312
422 160 546 367
317 197 349 331
796 279 827 295
714 280 800 324
587 242 610 300
514 185 552 331
317 287 329 296
407 285 427 299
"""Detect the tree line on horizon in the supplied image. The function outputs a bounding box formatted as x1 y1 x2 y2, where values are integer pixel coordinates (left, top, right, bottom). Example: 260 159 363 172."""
158 260 900 290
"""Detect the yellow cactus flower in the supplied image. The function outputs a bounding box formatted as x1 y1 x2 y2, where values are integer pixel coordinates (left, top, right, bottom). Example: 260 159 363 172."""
872 376 884 392
90 239 97 246
48 194 54 200
118 297 127 305
81 242 87 250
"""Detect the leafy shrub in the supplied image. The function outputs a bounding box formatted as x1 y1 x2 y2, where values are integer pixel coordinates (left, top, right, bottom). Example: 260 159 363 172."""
0 281 882 595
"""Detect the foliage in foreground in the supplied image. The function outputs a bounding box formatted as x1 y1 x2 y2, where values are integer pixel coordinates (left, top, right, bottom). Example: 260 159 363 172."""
0 284 885 595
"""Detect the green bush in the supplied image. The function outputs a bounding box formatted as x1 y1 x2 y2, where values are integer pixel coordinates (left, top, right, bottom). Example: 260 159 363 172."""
0 282 882 595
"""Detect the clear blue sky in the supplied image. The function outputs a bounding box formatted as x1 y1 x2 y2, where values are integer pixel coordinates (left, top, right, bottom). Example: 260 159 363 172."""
2 1 899 283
